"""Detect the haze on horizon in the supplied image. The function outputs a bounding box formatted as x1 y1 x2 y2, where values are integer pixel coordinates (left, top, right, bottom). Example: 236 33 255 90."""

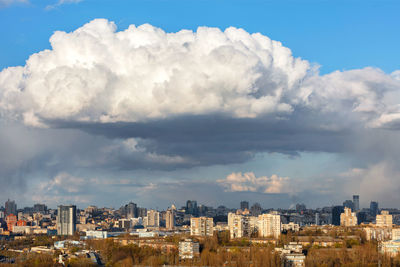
0 0 400 210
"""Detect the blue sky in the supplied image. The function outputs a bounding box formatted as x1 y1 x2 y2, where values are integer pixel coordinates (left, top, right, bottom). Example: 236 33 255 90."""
0 0 400 209
1 0 399 73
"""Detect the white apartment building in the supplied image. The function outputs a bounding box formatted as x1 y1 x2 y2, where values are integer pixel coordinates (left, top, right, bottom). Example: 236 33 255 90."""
144 210 160 228
258 212 281 239
376 210 393 228
190 217 214 236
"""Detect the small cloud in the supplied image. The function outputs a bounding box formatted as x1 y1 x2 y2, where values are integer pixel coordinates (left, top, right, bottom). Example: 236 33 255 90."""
46 0 82 10
0 0 28 8
217 172 292 194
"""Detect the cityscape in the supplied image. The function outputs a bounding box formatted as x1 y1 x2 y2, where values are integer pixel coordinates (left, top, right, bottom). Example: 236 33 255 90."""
1 0 400 266
1 195 400 265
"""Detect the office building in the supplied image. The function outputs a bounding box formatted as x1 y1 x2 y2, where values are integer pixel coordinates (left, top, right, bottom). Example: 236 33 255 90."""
33 204 47 214
340 207 357 226
250 203 262 216
179 239 200 259
343 200 354 211
57 205 77 236
126 202 137 219
240 201 249 211
370 201 379 217
166 209 175 230
332 206 344 226
186 200 198 216
357 211 367 225
5 199 16 216
353 195 360 211
190 217 214 236
376 210 393 228
258 212 281 239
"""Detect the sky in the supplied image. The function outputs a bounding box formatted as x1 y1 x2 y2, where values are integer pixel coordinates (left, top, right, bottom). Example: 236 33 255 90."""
0 0 399 210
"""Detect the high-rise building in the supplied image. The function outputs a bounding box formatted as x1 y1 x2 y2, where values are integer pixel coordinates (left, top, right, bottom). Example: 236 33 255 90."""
144 209 160 227
240 201 249 211
228 212 257 239
190 217 214 236
258 212 281 239
57 205 76 236
315 213 320 225
33 204 47 214
332 206 344 226
340 207 357 226
250 203 262 216
357 212 367 225
166 209 175 230
186 200 198 216
343 200 354 211
376 210 392 228
5 199 16 216
126 202 137 219
370 201 379 217
353 195 360 211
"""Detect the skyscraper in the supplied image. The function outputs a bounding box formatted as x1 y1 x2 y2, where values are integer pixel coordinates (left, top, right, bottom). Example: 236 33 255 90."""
5 199 17 216
332 206 344 226
186 200 198 216
126 202 137 219
240 201 249 210
353 195 360 211
57 205 76 236
343 200 354 211
370 201 379 217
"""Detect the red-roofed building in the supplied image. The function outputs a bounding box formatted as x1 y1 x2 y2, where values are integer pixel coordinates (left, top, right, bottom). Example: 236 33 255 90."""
6 214 17 232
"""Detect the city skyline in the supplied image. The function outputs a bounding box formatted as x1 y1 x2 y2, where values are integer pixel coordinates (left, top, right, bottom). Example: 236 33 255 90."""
1 1 400 209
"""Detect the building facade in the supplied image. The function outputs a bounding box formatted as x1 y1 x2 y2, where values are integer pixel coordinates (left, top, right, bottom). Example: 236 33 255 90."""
190 217 214 236
144 210 160 227
5 199 17 216
376 210 393 228
258 212 281 239
179 239 200 259
166 209 175 230
57 205 77 236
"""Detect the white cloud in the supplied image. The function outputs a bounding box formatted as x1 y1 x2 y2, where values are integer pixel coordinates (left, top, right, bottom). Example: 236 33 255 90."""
217 172 291 194
0 0 28 8
46 0 82 10
0 19 399 130
0 19 308 126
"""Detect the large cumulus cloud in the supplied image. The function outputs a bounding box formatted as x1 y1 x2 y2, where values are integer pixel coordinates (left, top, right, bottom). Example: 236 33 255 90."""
0 19 311 126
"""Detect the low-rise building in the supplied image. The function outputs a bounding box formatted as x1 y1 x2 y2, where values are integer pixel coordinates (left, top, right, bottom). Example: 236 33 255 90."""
380 239 400 257
179 239 200 260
